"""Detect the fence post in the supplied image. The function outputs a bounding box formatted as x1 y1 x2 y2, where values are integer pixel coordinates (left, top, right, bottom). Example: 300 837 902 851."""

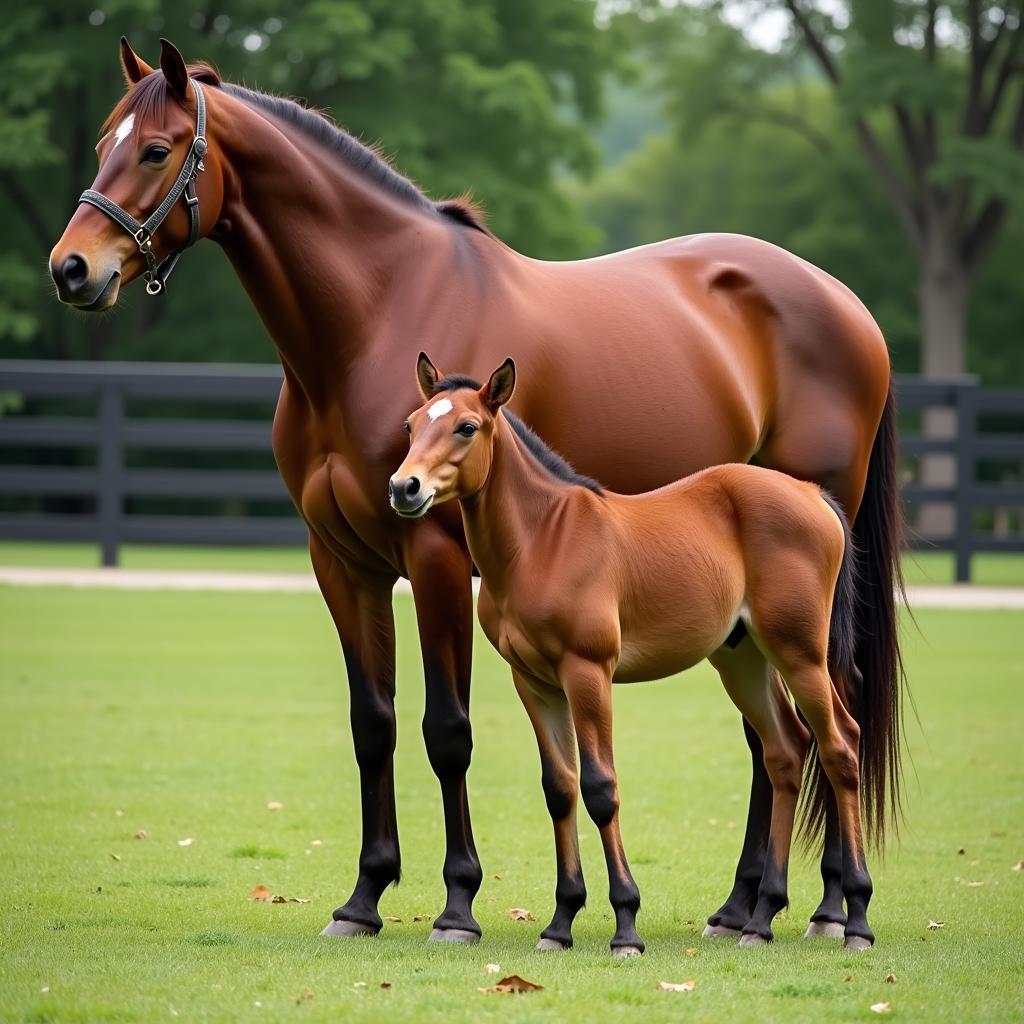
953 382 977 584
97 384 124 567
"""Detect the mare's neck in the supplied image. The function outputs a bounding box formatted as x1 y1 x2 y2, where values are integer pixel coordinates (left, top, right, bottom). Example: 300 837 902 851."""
460 415 567 595
209 91 464 407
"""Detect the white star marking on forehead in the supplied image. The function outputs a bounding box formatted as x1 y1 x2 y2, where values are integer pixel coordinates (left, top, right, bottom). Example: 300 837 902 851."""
427 398 454 421
112 113 135 149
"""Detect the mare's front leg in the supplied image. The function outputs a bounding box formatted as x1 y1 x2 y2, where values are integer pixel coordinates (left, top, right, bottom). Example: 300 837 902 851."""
406 525 483 942
311 535 401 937
562 655 644 957
512 671 586 951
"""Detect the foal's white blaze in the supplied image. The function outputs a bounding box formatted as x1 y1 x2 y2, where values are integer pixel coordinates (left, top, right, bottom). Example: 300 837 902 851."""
427 398 453 421
113 114 135 149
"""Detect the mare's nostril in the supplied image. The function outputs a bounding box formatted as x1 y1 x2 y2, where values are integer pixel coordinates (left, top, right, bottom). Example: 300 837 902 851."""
406 477 421 497
61 253 90 291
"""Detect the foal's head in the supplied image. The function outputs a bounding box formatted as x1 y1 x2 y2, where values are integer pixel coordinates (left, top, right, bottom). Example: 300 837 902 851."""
389 354 515 518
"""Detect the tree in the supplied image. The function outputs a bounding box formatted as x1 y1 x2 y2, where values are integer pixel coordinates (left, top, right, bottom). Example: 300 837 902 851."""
619 0 1024 380
0 1 613 362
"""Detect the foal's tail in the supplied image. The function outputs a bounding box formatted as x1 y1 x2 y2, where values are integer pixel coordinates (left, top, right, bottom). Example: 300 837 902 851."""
796 489 859 848
798 380 907 851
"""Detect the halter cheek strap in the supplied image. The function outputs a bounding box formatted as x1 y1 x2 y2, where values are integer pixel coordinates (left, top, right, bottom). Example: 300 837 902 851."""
79 78 207 296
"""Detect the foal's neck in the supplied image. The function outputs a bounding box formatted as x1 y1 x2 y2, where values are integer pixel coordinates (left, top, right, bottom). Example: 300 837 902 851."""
208 91 466 408
460 416 567 594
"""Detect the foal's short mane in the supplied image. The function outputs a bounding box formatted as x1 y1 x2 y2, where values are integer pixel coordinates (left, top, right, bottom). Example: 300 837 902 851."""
431 376 604 495
102 64 488 232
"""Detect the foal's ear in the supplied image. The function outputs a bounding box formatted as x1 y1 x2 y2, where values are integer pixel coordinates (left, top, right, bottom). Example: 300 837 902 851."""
484 358 516 410
159 38 190 100
416 352 440 400
120 37 154 86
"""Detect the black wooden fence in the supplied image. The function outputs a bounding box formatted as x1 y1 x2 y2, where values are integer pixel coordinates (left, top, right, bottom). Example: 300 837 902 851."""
1 360 1022 580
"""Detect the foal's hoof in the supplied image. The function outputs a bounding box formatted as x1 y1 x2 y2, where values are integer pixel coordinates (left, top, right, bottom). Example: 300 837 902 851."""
702 923 743 939
738 932 769 948
536 937 570 951
804 920 845 940
844 935 873 951
321 919 378 938
611 945 644 958
428 927 480 944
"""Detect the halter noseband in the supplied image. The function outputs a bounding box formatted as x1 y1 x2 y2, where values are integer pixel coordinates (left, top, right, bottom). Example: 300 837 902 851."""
79 78 207 296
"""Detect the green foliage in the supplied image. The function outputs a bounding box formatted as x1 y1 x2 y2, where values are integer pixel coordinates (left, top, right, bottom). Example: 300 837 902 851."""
0 0 613 362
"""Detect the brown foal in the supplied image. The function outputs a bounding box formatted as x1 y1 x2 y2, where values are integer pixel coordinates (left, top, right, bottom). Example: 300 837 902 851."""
391 355 873 955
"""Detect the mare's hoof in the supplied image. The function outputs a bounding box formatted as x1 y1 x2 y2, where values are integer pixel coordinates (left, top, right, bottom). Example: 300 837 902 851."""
844 935 873 951
611 945 644 958
321 919 378 937
738 932 769 948
536 937 569 951
804 920 845 940
428 927 480 944
702 923 742 939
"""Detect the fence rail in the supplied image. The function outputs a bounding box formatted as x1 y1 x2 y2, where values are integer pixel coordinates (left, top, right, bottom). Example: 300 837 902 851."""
1 361 1023 579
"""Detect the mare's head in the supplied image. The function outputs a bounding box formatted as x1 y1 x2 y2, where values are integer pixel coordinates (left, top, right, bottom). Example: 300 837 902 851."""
49 38 224 310
389 354 516 518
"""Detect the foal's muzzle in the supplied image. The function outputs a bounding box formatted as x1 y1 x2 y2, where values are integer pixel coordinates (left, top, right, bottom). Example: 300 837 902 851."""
389 475 435 518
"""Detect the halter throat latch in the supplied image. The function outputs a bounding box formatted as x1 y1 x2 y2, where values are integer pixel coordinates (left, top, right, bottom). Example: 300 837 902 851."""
78 78 208 297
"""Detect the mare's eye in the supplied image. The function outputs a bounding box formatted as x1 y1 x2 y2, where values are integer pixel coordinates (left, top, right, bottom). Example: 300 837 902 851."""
456 422 477 437
142 146 170 164
403 420 411 434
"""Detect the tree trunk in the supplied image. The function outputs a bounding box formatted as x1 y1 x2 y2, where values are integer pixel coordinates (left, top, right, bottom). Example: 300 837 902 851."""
917 247 970 540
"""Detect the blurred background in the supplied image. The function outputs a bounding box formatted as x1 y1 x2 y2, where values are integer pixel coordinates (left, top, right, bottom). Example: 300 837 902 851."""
0 0 1022 575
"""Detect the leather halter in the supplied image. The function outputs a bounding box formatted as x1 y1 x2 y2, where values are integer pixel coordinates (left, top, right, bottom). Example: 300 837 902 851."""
79 78 207 296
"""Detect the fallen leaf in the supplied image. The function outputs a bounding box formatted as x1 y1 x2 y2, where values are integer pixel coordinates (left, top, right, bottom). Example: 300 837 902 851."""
412 914 430 923
927 919 944 930
134 830 147 840
271 895 310 904
110 853 121 862
885 973 897 983
967 881 985 888
384 915 402 923
492 874 502 880
177 837 193 847
870 1001 892 1014
266 801 284 811
293 990 314 1005
250 885 272 902
380 981 392 990
484 964 501 975
957 848 965 855
657 980 696 993
506 908 536 922
843 975 854 983
479 975 543 995
685 947 698 957
1013 860 1024 871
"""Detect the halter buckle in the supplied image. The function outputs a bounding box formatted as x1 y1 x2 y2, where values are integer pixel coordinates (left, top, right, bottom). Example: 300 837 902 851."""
134 228 152 252
146 278 163 296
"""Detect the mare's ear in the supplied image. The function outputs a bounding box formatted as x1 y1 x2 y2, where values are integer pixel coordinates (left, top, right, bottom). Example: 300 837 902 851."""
484 358 516 410
416 352 440 400
120 37 154 85
159 38 190 100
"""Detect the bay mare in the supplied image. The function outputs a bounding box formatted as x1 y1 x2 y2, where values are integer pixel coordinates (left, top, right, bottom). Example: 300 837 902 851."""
49 39 904 943
390 356 873 953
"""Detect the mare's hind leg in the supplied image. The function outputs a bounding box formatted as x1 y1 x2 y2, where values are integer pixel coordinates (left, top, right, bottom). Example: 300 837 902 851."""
512 671 586 951
704 641 777 938
561 655 644 956
709 645 810 946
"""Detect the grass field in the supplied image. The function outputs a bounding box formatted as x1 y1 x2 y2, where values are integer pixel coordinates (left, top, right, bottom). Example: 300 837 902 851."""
3 540 1024 586
2 586 1022 1023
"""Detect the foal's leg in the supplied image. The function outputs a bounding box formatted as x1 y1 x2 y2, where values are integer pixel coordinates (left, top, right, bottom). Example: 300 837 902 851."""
311 537 401 938
704 641 776 938
710 647 809 946
512 671 586 951
561 656 644 956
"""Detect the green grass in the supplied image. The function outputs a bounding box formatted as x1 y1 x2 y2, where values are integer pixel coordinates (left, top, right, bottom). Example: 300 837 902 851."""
1 587 1022 1023
5 540 1024 585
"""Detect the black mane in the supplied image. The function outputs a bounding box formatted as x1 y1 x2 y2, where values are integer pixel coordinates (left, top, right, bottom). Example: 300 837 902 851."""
431 376 604 495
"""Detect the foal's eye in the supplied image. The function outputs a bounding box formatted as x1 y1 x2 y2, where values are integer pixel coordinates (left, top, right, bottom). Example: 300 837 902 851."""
142 146 171 164
403 420 411 434
455 422 478 437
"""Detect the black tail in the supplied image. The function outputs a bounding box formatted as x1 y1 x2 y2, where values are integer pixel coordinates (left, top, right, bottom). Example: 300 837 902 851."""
798 381 906 851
